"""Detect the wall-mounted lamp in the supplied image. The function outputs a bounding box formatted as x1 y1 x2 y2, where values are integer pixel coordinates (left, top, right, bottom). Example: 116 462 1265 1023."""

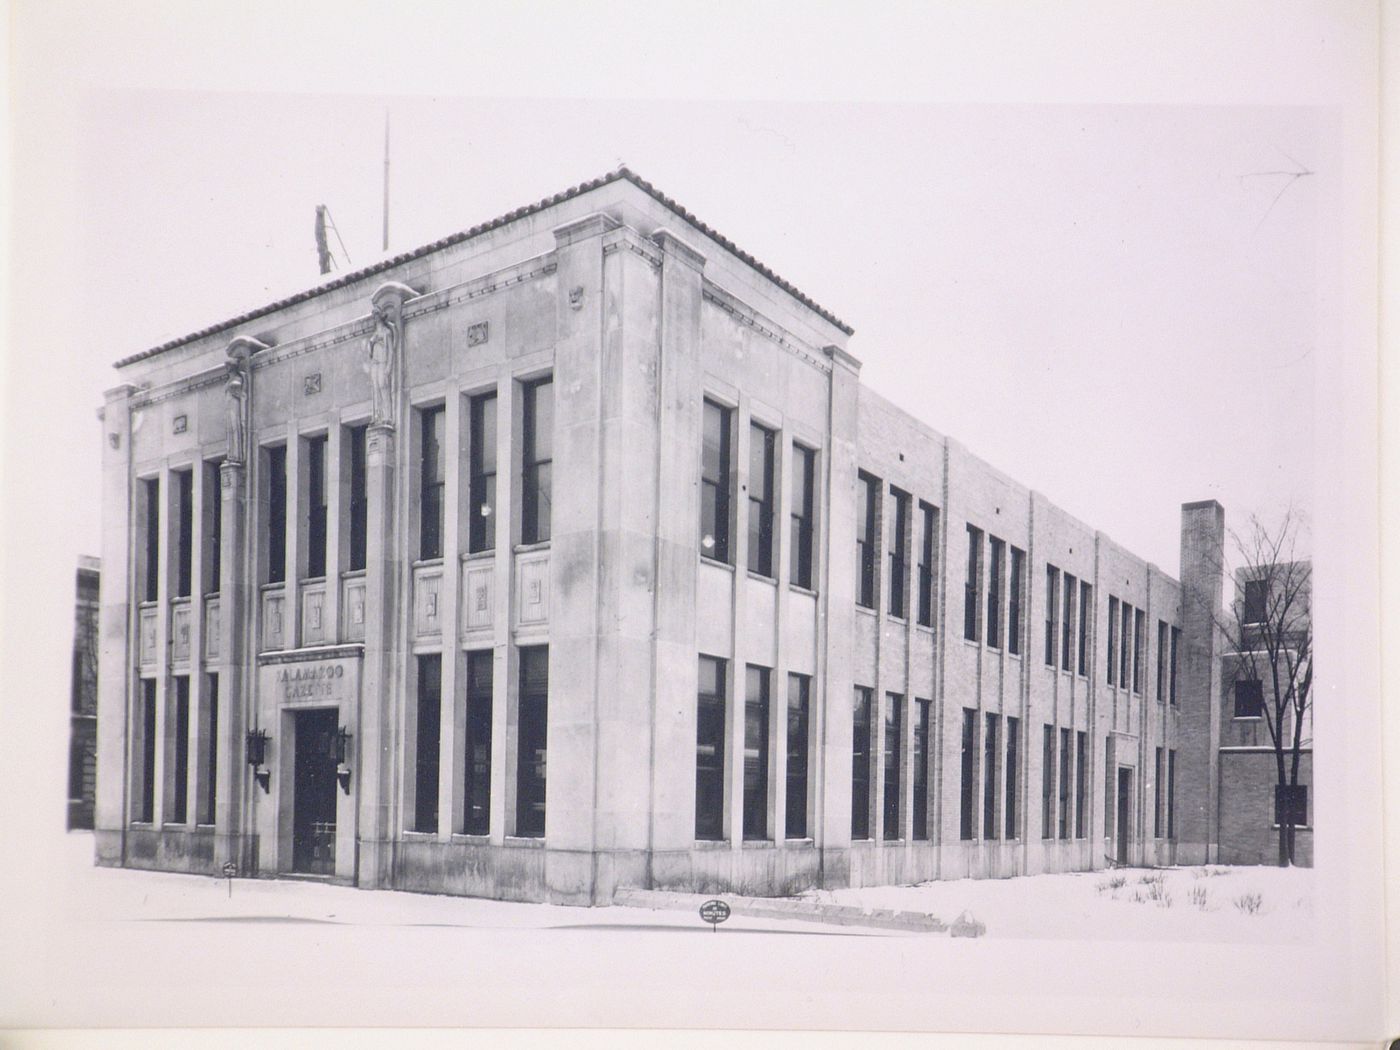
245 728 271 793
336 726 353 794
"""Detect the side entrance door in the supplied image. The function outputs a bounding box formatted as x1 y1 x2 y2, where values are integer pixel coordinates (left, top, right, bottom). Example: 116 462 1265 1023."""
1115 767 1132 865
292 707 339 875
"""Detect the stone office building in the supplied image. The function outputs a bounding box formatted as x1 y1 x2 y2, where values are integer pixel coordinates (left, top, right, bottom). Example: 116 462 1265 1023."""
95 168 1235 904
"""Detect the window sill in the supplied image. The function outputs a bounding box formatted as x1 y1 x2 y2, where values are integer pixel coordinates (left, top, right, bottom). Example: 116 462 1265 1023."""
299 575 327 585
1233 716 1265 722
259 581 286 593
504 835 546 848
412 558 445 570
340 568 367 579
888 614 909 626
450 833 493 844
403 829 437 838
915 622 936 635
783 837 815 847
460 549 495 563
961 636 981 648
855 605 878 618
789 583 818 598
746 571 777 586
692 838 731 849
1270 824 1312 831
700 555 735 572
741 839 776 848
514 541 551 556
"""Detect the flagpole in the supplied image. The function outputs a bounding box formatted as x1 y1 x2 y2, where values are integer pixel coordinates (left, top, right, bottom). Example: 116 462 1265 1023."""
382 109 390 253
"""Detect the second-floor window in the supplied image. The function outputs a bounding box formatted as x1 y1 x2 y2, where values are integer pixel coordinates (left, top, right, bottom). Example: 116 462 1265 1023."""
700 400 732 562
348 424 368 572
747 423 776 577
419 407 445 560
305 434 328 577
790 444 816 588
987 537 1004 647
1107 596 1119 685
917 502 938 627
174 468 193 598
963 525 982 641
1078 581 1092 674
521 377 553 545
468 391 497 554
1061 572 1076 670
265 445 287 585
1045 565 1060 666
856 472 878 608
1234 679 1264 718
1243 579 1267 624
888 487 910 618
1008 545 1025 654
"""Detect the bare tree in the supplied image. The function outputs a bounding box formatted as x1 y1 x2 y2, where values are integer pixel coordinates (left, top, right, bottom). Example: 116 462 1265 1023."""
1213 509 1312 866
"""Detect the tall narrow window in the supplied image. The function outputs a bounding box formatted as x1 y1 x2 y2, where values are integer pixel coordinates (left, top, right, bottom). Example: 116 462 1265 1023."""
1005 716 1019 839
1167 749 1177 838
700 400 731 562
986 537 1004 647
1045 565 1060 666
856 473 878 608
1169 627 1180 704
1156 620 1168 701
983 713 999 840
468 391 498 554
1075 730 1087 838
1107 596 1119 685
963 525 983 641
1154 747 1164 837
266 445 287 584
142 477 160 602
1041 725 1054 838
171 676 190 824
138 679 156 822
743 665 771 840
888 489 910 618
959 708 977 840
1243 579 1267 624
348 424 368 572
521 378 553 545
790 444 816 589
747 424 776 578
1008 546 1025 654
1058 727 1072 839
201 674 218 826
174 468 193 598
852 687 873 839
883 693 903 840
464 650 493 836
1078 581 1091 675
414 654 442 833
419 407 446 560
306 434 328 577
1061 572 1076 670
917 502 937 627
1132 608 1145 693
205 461 222 594
516 646 549 837
786 674 810 839
913 698 931 840
695 656 726 840
1119 601 1132 689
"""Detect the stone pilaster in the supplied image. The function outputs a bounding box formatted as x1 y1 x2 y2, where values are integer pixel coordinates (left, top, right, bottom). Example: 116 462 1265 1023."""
1176 499 1225 863
214 459 249 870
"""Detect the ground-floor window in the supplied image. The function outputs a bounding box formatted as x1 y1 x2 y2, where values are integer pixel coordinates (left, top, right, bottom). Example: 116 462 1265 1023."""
1058 727 1071 839
464 650 493 836
883 693 903 840
959 708 977 840
1075 730 1087 838
1154 747 1164 837
1004 716 1019 839
852 687 873 839
414 655 442 833
785 674 809 839
1167 748 1177 838
695 655 726 840
136 679 156 823
913 699 931 840
200 674 218 825
743 665 770 841
1042 724 1054 839
170 676 190 825
515 646 548 838
982 712 999 840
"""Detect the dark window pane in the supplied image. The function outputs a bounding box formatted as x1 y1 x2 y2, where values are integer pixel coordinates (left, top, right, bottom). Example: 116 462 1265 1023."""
415 654 442 833
963 525 982 641
983 713 998 839
695 656 726 840
468 393 497 554
1075 731 1087 838
266 446 287 584
747 425 775 577
420 408 445 560
202 674 218 825
888 490 909 618
959 708 976 840
1008 546 1024 653
1062 573 1076 670
918 503 938 627
142 478 160 602
785 674 809 839
1078 581 1091 674
1107 597 1119 685
700 401 731 562
852 687 872 838
464 650 493 835
1234 679 1265 718
1058 727 1072 839
883 693 902 839
856 473 878 607
306 436 328 577
171 677 189 824
913 699 931 840
987 537 1003 646
743 666 770 839
348 425 368 571
1243 579 1267 624
205 461 223 595
138 679 157 822
175 470 193 598
790 445 816 589
1005 716 1019 839
1042 725 1054 839
516 646 549 837
522 379 553 545
1045 566 1059 666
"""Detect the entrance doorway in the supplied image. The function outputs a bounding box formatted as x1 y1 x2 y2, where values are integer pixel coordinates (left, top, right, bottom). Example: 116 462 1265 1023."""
1115 767 1132 865
292 707 339 875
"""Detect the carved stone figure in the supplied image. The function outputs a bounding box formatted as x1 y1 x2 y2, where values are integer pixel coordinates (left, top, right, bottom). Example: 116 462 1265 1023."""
225 365 248 465
367 300 401 427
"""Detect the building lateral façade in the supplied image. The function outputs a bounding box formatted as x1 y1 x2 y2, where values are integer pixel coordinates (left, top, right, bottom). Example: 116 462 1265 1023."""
94 168 1305 905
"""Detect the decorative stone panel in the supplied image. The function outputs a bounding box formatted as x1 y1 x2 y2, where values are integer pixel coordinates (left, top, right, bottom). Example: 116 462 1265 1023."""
204 597 220 661
301 581 328 646
262 587 286 651
138 605 158 670
171 600 192 664
514 549 550 629
341 575 367 643
461 559 494 636
413 564 444 640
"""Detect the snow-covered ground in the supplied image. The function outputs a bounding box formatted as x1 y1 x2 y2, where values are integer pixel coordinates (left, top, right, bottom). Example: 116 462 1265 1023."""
803 863 1314 942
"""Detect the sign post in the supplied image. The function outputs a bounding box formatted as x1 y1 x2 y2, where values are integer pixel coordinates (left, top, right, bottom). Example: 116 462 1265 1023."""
699 899 731 933
222 861 237 899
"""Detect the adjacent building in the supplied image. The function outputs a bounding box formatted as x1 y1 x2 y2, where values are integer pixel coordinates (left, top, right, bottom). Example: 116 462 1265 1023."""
94 168 1273 904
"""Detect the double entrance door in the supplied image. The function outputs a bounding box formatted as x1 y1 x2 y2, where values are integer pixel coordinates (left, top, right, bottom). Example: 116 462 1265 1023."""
292 707 339 875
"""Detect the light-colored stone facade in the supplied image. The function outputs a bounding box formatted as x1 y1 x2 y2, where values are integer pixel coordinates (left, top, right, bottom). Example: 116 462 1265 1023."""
95 168 1265 904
